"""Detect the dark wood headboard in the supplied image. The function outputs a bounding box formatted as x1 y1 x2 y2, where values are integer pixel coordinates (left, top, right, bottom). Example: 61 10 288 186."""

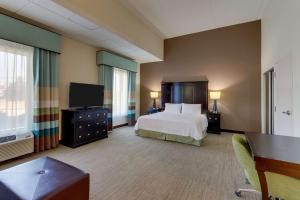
161 81 208 113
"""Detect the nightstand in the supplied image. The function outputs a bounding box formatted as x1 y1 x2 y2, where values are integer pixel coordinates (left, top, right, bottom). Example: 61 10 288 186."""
147 107 163 114
207 112 221 134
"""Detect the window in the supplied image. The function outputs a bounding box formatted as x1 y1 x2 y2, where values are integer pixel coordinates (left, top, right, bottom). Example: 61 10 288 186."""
112 68 128 126
0 39 33 136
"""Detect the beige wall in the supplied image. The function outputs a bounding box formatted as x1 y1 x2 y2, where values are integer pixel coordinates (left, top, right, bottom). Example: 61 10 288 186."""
59 36 99 109
59 36 141 117
141 21 261 132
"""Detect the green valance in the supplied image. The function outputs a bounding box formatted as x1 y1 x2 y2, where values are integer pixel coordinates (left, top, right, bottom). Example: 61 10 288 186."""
0 14 61 53
96 50 138 73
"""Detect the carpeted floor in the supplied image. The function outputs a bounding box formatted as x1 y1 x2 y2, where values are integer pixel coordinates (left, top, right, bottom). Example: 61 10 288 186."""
0 127 260 200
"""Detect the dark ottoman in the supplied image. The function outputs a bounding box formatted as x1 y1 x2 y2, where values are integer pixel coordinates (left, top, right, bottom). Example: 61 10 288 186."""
0 156 89 200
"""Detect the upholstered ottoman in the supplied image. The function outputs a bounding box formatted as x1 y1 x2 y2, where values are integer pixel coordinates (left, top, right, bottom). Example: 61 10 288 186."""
0 156 89 200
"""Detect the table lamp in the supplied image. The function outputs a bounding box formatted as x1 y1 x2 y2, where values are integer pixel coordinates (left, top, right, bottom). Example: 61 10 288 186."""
210 91 221 113
150 91 159 108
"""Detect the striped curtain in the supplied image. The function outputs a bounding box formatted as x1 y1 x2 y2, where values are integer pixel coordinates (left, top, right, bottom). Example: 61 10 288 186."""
127 71 136 126
32 48 59 152
99 65 113 131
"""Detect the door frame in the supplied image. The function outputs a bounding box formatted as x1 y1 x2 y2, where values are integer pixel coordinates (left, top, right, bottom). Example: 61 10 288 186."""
263 68 275 135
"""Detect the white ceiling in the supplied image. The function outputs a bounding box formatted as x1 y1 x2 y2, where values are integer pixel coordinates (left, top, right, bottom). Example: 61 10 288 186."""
0 0 270 63
120 0 270 38
0 0 160 63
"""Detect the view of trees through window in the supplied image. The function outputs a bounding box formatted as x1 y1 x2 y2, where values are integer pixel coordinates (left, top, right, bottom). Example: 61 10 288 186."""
0 39 33 136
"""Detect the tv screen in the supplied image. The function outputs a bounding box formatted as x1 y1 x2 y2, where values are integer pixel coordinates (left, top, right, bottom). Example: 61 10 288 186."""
69 82 104 108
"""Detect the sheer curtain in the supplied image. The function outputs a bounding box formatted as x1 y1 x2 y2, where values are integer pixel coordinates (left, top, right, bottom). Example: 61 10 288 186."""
112 68 128 126
0 39 33 137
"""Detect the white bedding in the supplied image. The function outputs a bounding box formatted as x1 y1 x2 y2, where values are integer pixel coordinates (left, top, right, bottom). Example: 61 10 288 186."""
134 112 208 140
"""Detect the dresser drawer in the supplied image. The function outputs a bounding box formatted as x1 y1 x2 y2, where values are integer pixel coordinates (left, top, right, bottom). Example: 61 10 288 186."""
95 111 107 119
75 110 106 121
75 132 86 143
75 111 93 121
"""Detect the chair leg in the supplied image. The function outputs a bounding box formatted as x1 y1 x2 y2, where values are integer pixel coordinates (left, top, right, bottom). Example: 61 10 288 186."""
234 188 260 197
245 178 250 184
235 189 276 199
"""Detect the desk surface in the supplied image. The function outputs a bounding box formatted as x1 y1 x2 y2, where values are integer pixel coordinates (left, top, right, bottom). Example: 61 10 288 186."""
245 132 300 164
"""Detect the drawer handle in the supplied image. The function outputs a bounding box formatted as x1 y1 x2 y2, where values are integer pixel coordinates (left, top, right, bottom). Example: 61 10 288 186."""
103 121 106 123
88 124 91 127
87 115 91 117
215 118 218 120
96 131 99 134
209 117 212 120
88 133 90 136
103 129 106 132
79 125 82 129
79 135 82 139
97 114 100 117
79 116 82 119
96 123 100 125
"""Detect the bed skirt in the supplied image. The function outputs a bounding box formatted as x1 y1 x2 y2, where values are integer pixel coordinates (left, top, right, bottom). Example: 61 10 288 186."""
135 129 206 146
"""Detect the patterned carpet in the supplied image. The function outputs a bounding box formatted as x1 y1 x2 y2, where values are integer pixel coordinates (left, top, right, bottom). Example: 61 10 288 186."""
0 127 260 200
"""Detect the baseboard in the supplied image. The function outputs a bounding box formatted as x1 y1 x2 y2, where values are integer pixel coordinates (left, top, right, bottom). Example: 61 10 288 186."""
113 123 128 129
221 129 245 134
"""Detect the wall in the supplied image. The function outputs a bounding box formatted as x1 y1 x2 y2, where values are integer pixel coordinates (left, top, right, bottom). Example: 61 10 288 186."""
59 36 99 109
141 21 261 132
59 36 140 117
54 0 164 61
261 0 300 136
0 9 141 132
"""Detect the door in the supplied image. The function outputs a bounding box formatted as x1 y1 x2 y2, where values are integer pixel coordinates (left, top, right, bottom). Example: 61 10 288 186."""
274 56 293 136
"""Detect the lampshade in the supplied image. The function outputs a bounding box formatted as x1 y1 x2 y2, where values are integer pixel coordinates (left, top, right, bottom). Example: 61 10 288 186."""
210 91 221 100
150 91 159 99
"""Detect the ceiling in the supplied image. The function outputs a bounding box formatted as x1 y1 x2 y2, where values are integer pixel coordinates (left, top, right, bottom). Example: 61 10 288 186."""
0 0 160 63
120 0 270 38
0 0 270 63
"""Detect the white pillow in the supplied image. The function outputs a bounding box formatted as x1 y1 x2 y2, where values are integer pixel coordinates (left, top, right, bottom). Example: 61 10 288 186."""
181 103 202 115
164 103 181 114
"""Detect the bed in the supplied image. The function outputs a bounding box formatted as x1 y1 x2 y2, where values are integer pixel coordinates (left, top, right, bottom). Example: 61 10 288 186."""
135 80 209 146
135 111 208 146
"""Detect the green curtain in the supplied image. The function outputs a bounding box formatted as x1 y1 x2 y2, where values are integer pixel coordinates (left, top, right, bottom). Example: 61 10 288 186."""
127 71 136 126
99 65 113 131
32 48 59 152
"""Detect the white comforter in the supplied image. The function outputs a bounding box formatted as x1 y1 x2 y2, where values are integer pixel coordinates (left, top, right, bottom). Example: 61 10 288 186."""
134 112 208 140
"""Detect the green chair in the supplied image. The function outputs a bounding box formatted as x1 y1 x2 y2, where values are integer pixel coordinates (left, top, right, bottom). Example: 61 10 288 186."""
232 134 300 200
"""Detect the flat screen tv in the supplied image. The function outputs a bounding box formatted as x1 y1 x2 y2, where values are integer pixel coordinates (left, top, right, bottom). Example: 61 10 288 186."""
69 82 104 108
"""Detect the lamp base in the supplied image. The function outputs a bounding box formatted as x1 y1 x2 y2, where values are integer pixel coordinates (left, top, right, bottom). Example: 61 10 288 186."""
152 99 156 109
212 99 218 113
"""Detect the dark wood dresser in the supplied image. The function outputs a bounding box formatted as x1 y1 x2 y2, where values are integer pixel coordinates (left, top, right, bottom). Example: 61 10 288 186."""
61 108 108 148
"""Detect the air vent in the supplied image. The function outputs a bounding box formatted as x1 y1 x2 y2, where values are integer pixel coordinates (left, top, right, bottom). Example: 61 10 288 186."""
0 135 16 144
0 133 34 162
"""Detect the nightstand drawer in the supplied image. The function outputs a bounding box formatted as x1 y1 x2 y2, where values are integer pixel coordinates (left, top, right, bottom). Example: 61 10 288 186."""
207 116 220 122
207 113 221 134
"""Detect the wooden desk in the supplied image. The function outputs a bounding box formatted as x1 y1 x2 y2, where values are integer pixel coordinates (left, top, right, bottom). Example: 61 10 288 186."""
245 133 300 200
